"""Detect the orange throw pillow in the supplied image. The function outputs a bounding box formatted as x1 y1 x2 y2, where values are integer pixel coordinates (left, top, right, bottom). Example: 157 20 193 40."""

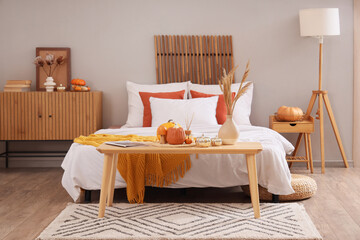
139 90 185 127
190 90 235 124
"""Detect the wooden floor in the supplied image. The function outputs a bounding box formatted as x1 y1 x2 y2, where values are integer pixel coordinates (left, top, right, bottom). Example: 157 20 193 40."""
1 167 360 240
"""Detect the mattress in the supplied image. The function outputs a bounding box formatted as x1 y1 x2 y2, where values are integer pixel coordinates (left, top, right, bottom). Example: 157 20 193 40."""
61 125 295 202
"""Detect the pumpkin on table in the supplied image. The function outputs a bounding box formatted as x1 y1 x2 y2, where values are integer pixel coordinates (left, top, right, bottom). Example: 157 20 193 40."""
156 120 181 140
156 120 185 145
276 106 304 122
166 124 186 145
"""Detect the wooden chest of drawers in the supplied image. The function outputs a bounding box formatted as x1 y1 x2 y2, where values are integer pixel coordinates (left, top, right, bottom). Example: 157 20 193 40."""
269 115 314 133
269 115 314 173
0 91 102 140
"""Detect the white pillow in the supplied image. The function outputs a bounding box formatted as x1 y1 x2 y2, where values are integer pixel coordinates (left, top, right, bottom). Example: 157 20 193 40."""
125 81 189 127
188 82 253 125
150 96 219 127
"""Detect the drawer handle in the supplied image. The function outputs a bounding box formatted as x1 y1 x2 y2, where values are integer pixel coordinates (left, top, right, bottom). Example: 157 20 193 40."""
290 123 297 126
49 114 52 118
38 114 42 118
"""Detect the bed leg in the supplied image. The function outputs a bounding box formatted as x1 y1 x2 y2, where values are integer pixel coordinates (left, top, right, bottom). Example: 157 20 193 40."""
181 188 187 196
85 190 92 203
272 194 279 203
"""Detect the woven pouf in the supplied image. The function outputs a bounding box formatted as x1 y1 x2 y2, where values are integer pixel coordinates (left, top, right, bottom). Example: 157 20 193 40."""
241 174 317 201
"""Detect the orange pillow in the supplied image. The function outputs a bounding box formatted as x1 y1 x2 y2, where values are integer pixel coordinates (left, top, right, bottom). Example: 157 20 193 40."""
190 90 235 124
139 90 185 127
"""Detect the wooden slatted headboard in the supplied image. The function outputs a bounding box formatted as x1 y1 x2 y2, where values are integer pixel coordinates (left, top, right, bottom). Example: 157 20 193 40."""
154 35 234 85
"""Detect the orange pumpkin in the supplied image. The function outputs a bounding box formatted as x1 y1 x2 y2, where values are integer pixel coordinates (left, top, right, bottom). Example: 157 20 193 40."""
74 86 82 91
78 79 86 86
166 124 186 145
156 119 181 140
185 138 193 144
71 79 86 86
276 106 303 122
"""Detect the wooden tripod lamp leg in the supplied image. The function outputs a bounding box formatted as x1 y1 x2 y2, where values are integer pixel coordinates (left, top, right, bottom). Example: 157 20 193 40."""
322 93 349 168
305 93 317 118
319 93 325 174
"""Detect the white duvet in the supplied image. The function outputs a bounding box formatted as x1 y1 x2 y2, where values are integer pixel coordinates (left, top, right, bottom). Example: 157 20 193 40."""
61 125 295 202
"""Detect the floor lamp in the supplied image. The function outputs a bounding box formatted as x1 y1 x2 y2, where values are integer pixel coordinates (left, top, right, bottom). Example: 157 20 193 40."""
299 8 349 173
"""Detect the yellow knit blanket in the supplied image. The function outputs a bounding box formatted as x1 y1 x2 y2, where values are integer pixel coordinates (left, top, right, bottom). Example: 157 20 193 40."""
74 134 191 203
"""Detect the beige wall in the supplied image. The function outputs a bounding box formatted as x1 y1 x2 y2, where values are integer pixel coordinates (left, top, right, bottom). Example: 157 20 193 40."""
0 0 353 165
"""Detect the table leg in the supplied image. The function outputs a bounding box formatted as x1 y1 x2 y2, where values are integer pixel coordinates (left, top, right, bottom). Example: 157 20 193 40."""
98 153 113 218
289 133 303 168
107 154 118 207
246 154 260 219
304 133 310 170
307 134 314 173
292 133 303 156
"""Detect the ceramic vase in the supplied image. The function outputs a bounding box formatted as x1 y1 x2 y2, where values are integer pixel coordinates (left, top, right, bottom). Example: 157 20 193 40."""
44 77 56 92
218 115 239 145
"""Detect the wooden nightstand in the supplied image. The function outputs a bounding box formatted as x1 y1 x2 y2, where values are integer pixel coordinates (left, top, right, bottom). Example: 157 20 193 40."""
269 115 315 173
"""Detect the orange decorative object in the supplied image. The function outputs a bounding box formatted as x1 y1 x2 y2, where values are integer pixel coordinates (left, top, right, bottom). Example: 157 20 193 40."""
74 86 82 91
71 78 86 86
78 79 86 86
185 138 193 144
157 125 167 136
156 119 178 140
276 106 304 122
166 124 186 145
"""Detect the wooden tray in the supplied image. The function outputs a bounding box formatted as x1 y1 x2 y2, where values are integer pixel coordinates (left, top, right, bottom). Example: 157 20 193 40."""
147 142 195 148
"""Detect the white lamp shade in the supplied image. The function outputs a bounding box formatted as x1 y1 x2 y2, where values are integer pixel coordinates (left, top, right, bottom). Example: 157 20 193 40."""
299 8 340 37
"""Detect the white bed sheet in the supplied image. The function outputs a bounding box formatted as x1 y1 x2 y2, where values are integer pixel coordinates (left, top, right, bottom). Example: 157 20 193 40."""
61 125 295 202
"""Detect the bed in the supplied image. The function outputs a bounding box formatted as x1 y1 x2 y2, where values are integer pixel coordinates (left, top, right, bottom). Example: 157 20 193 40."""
61 35 295 202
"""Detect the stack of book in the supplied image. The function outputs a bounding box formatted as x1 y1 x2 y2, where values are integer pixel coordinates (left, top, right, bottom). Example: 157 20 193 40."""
4 80 32 92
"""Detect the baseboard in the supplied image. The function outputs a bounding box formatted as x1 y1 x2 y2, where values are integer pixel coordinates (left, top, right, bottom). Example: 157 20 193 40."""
0 158 64 168
291 159 354 168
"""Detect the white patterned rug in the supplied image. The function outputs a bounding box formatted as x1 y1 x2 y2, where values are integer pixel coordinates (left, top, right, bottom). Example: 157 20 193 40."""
37 203 322 240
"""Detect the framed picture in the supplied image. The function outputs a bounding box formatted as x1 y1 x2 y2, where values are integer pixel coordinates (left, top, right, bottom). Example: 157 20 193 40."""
36 47 71 91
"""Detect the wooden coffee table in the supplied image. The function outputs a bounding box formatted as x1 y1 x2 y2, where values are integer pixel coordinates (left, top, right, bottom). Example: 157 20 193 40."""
96 142 263 219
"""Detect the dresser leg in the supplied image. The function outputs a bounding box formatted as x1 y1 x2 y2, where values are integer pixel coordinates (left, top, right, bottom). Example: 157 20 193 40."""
272 194 279 203
84 190 92 203
5 141 9 168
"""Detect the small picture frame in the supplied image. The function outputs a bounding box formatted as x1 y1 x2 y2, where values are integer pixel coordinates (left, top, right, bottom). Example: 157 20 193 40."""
36 47 71 91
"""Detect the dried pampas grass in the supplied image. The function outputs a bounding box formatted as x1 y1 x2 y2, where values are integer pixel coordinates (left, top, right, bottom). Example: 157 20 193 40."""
219 61 251 115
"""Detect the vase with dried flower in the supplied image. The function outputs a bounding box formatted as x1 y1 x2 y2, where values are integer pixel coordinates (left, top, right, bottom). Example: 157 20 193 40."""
34 53 65 92
218 61 252 145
